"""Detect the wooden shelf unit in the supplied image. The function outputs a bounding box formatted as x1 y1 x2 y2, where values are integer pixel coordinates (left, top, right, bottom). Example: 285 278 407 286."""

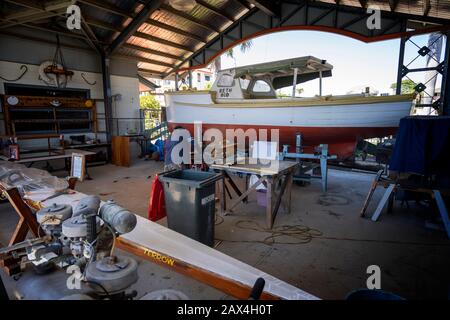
1 95 98 137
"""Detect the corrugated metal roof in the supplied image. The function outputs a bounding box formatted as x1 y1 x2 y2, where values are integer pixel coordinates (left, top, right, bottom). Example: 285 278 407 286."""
118 0 250 74
0 0 250 73
1 0 450 79
319 1 450 21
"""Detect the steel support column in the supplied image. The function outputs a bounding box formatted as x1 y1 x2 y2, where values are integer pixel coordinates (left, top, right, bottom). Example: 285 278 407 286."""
175 73 179 91
396 36 407 95
101 53 113 145
440 33 450 115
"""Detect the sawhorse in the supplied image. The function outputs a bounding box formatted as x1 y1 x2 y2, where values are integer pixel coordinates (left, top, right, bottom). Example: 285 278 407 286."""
360 170 450 239
0 177 78 275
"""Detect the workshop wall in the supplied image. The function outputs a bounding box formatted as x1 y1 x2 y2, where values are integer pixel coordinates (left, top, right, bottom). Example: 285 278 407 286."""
0 32 141 141
0 31 138 77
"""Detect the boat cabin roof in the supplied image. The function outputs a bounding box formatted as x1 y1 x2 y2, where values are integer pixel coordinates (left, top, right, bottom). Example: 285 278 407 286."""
220 56 333 90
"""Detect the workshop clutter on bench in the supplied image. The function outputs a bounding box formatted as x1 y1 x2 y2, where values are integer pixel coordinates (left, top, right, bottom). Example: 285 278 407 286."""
0 162 68 201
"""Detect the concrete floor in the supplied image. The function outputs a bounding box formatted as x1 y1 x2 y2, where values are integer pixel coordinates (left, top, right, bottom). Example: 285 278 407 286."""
1 158 450 299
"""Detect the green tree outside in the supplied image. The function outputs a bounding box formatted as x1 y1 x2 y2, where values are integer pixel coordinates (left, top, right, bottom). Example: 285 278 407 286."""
276 87 304 98
140 94 161 130
226 40 253 59
390 79 417 94
140 94 161 110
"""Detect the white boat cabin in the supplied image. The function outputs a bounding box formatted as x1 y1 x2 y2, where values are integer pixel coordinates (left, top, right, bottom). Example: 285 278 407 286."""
210 56 333 100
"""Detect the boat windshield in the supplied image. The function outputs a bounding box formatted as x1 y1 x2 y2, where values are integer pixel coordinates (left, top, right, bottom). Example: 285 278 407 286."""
212 56 333 100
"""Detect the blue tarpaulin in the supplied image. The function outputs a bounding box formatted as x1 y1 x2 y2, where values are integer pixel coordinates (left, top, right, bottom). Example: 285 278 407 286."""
389 116 450 175
155 139 164 161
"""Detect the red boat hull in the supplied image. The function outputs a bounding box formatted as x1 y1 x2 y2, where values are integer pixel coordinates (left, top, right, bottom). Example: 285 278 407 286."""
168 122 398 159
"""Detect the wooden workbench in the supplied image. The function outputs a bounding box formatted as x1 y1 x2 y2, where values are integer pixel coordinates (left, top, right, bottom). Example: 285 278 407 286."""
0 149 95 179
0 149 95 164
211 159 299 229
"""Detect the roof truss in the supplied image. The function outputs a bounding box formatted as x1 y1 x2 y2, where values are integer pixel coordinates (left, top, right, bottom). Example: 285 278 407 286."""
1 0 450 79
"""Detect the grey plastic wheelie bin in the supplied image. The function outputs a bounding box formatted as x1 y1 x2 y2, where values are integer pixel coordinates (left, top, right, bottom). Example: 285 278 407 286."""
158 169 222 246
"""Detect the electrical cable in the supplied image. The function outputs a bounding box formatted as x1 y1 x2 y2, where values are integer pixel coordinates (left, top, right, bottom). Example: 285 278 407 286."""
0 65 28 81
81 238 97 279
95 215 117 257
216 220 322 245
215 219 450 247
82 280 110 298
214 214 224 226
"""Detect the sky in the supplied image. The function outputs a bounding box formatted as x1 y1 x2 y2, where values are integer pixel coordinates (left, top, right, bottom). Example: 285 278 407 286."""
218 30 442 97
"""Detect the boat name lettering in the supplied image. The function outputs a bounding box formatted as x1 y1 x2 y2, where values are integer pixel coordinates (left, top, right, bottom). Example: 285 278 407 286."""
219 88 232 98
143 248 175 266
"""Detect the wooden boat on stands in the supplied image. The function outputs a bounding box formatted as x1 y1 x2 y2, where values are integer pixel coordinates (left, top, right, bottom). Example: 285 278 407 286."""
165 56 415 159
